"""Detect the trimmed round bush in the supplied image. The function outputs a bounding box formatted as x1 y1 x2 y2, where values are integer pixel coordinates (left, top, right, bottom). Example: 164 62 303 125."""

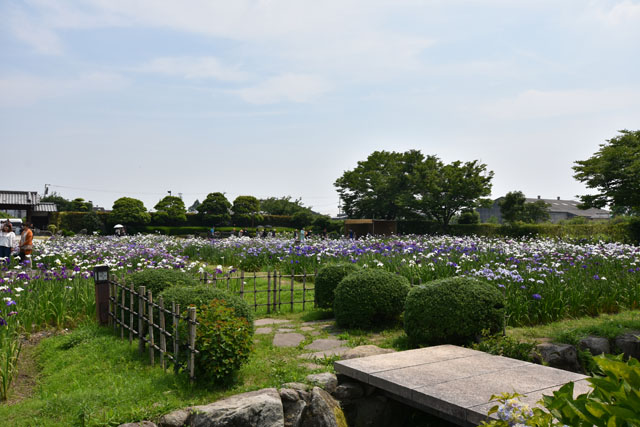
190 300 253 384
160 285 254 326
128 268 199 296
315 263 360 309
334 269 410 329
404 276 504 346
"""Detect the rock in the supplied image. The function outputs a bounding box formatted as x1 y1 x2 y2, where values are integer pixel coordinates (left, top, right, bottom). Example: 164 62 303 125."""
299 347 350 360
278 328 296 333
342 345 396 360
255 327 273 334
615 331 640 360
157 409 190 427
282 382 310 391
273 333 305 347
300 326 315 331
189 388 284 427
306 373 338 394
332 382 365 401
119 422 157 427
304 339 344 351
302 362 325 370
533 343 581 372
280 388 308 427
578 336 610 356
300 387 347 427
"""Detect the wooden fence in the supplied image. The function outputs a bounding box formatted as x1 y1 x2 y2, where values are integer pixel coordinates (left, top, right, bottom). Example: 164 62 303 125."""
108 279 199 381
200 270 316 314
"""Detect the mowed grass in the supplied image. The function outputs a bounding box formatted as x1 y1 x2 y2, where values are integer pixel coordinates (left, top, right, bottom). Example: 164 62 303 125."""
0 315 326 427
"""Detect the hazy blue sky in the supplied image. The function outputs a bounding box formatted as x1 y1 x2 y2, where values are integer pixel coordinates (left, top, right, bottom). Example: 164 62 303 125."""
2 0 639 216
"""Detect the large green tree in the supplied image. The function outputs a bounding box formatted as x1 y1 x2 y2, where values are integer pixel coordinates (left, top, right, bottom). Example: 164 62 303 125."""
573 129 640 215
335 150 493 227
499 191 549 224
406 159 493 227
334 150 424 219
197 193 231 225
111 197 151 225
260 196 310 216
154 196 187 224
71 198 92 212
41 193 73 211
232 196 262 226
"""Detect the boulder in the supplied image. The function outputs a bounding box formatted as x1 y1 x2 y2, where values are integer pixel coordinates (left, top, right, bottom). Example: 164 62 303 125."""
532 343 580 372
157 409 190 427
306 372 338 394
332 382 365 401
190 388 284 427
341 345 396 360
300 387 347 427
578 336 610 356
615 331 640 360
280 388 308 427
282 382 310 391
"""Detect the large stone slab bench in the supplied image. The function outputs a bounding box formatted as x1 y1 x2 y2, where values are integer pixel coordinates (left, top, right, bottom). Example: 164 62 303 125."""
334 344 590 426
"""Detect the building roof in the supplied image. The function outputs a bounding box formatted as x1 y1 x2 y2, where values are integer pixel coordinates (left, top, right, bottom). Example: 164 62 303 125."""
34 202 57 213
0 190 40 206
525 197 610 219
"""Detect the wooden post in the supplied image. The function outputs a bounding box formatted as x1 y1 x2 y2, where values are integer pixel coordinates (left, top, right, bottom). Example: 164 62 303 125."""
138 286 146 354
240 271 245 299
188 307 196 383
302 271 306 311
159 297 166 371
173 302 180 373
120 286 125 339
203 271 208 284
129 283 134 345
291 271 296 312
253 272 258 312
266 271 271 314
94 265 110 326
148 290 155 366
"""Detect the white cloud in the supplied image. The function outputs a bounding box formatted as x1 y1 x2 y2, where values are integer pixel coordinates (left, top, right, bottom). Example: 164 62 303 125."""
590 0 640 26
235 74 331 104
135 57 250 82
0 72 129 108
481 88 640 120
8 8 64 55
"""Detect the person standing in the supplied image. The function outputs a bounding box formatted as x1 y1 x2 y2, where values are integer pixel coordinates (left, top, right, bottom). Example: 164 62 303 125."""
0 221 16 262
19 222 33 261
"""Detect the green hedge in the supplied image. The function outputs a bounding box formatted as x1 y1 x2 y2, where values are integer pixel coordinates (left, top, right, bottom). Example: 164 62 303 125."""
315 263 361 309
404 276 504 346
334 269 410 329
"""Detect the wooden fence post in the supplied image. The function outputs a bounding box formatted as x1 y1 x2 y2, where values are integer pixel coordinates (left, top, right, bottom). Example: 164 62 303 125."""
266 271 271 314
148 290 155 366
159 296 166 371
173 302 180 373
188 307 196 383
138 286 146 354
128 283 134 345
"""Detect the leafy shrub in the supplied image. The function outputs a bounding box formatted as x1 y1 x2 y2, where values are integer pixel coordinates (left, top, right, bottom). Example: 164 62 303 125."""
315 263 360 309
190 300 253 384
334 269 410 329
471 330 535 362
482 354 640 426
404 276 504 346
160 285 254 326
128 269 199 297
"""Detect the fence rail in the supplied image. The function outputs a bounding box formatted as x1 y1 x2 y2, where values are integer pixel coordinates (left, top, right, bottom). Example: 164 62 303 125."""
108 279 198 381
200 270 316 314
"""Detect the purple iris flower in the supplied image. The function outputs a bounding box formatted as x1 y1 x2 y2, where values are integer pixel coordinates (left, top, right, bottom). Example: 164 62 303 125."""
532 294 542 300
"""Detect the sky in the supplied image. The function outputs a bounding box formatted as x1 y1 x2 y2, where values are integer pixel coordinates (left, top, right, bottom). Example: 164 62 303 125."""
1 0 639 216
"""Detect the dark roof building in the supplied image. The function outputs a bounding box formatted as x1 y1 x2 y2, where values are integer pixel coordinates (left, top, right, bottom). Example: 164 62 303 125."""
477 196 610 224
0 190 57 229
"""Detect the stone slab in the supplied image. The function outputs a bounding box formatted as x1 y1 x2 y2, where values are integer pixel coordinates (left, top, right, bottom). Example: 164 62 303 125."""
255 327 273 335
299 347 351 360
255 318 291 326
334 345 589 427
273 333 305 348
300 326 315 331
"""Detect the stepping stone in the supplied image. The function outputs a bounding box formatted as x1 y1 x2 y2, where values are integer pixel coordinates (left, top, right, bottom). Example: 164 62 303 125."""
342 345 396 360
300 326 315 331
304 338 344 351
255 327 273 335
278 328 295 333
310 331 321 336
273 333 305 348
299 347 351 360
255 318 291 326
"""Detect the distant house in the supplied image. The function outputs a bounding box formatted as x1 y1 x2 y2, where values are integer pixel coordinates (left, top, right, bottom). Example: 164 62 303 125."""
477 196 610 224
0 190 57 230
344 219 397 237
